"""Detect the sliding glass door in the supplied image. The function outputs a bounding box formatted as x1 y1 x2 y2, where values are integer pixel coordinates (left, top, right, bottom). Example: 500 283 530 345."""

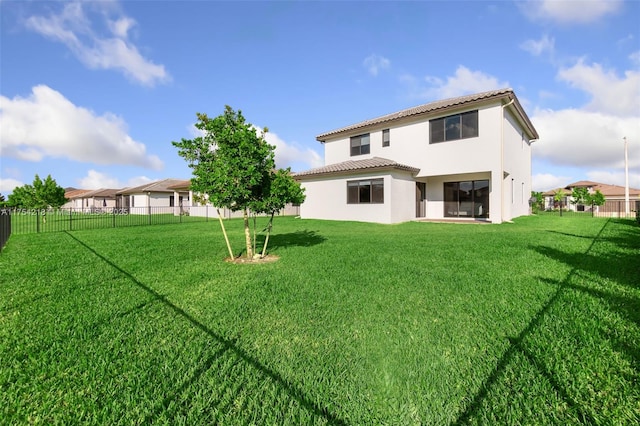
443 180 489 218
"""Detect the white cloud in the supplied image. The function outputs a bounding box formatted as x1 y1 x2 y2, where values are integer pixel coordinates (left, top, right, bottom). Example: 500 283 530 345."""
24 1 169 86
77 170 153 189
0 85 164 170
404 66 509 100
586 169 640 189
363 54 390 76
558 59 640 117
532 108 639 170
520 34 555 57
522 0 622 24
630 50 640 66
263 130 323 171
532 173 572 192
0 178 24 195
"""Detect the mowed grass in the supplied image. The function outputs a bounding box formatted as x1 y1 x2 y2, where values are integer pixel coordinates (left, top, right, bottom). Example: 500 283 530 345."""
1 215 638 424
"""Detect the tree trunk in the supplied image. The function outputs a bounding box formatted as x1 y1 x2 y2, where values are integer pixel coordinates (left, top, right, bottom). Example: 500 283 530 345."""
217 208 234 259
260 212 275 258
243 208 253 259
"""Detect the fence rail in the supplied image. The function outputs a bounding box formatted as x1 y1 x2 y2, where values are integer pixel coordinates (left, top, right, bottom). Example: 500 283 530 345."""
536 200 639 219
1 205 300 236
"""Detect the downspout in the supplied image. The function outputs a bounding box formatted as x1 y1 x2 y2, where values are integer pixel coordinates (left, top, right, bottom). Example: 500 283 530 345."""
501 98 515 223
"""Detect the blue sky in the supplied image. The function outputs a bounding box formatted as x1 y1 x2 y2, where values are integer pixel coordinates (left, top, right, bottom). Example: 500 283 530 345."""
1 0 638 195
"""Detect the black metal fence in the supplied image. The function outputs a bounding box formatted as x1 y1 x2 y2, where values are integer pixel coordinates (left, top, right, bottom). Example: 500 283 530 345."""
0 210 10 251
537 200 638 219
1 205 300 236
3 207 210 235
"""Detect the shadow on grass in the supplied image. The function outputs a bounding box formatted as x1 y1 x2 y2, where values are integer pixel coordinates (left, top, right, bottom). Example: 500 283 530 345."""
535 241 639 291
261 229 327 251
452 220 615 425
63 231 346 425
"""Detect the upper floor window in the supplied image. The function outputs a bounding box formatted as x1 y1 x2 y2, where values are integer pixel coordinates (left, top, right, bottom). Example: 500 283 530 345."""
350 134 370 156
382 129 390 147
430 110 478 143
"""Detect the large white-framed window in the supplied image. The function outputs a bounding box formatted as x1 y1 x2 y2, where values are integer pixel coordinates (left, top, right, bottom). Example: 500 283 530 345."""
350 134 370 156
347 179 384 204
430 110 479 143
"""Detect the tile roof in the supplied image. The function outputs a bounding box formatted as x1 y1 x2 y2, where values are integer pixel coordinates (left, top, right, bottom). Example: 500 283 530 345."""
166 179 192 190
293 157 419 178
316 88 538 141
64 189 92 199
543 181 640 197
117 179 190 194
69 188 120 199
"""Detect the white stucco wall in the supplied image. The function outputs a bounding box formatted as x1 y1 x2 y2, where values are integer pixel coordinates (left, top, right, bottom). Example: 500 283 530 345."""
300 171 416 224
502 110 533 221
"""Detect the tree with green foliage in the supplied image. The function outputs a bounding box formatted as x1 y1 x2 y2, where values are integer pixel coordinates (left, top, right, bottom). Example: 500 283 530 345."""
173 106 305 260
530 191 545 213
252 168 305 257
553 189 565 211
588 189 605 207
571 187 590 209
7 174 66 209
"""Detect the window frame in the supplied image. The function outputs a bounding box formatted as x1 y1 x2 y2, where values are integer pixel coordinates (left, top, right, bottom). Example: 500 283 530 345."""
443 179 489 218
382 129 390 147
350 133 371 156
347 178 384 204
430 110 479 144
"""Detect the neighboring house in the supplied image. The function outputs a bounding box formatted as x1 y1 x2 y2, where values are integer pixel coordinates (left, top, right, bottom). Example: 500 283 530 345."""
62 188 92 209
168 180 301 218
294 88 539 224
543 180 640 214
66 188 120 211
116 179 191 215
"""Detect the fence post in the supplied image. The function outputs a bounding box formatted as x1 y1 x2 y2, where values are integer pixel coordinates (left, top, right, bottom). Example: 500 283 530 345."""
69 208 73 231
206 205 209 222
591 203 594 217
36 209 40 233
113 209 116 228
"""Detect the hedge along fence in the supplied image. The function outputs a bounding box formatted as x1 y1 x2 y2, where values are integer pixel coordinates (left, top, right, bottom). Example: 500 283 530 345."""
0 210 10 252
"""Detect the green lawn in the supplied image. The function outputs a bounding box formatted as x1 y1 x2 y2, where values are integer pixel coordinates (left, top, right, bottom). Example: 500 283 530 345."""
1 215 638 424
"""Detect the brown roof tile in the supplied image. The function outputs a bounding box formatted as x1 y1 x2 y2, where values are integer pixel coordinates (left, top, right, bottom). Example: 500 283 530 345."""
316 88 538 141
64 189 93 199
117 179 190 195
544 181 640 197
294 157 419 179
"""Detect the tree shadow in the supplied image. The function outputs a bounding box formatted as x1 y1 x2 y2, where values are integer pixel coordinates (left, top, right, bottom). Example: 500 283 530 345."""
534 244 639 291
453 219 623 425
63 231 346 425
546 227 640 252
259 229 327 251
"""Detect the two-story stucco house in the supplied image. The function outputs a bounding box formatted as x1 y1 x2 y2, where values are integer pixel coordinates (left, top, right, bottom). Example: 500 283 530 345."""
294 88 539 224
